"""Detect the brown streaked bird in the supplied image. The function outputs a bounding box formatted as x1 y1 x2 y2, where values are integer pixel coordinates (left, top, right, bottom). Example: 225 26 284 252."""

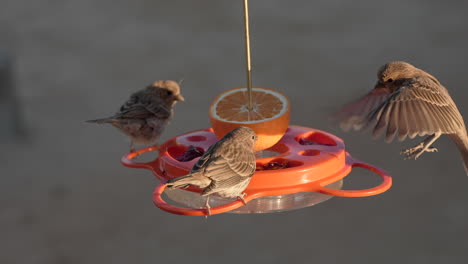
86 80 184 151
166 126 258 215
335 61 468 175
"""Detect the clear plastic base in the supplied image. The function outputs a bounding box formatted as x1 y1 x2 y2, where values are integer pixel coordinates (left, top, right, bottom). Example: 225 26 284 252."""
164 179 343 214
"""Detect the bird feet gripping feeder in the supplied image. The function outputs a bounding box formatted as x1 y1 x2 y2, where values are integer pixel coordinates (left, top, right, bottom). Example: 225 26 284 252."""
121 0 392 216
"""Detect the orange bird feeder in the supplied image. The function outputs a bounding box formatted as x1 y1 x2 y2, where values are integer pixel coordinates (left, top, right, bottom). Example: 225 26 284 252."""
121 125 392 216
120 0 392 216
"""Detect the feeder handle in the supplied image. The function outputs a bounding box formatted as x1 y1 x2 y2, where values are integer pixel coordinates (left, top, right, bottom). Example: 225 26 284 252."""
153 183 257 216
120 146 159 170
316 158 392 197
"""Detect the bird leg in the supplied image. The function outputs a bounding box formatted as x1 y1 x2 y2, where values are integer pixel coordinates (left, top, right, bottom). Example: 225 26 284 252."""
401 133 441 160
129 140 135 153
237 193 247 205
204 196 211 216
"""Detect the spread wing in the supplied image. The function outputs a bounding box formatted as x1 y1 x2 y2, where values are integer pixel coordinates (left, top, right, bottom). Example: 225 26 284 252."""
334 87 392 132
368 77 465 142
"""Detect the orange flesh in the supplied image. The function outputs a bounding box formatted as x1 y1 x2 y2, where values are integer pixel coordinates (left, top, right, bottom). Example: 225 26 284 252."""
215 91 284 122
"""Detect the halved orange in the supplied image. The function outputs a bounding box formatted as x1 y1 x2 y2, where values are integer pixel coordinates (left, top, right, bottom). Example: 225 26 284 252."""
209 87 290 151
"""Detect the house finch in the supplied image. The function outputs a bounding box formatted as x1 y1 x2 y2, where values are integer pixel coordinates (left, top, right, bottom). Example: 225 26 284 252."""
335 61 468 175
166 126 258 215
86 80 184 151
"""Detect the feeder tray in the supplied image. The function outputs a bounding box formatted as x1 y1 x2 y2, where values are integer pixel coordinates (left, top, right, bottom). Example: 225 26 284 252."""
121 125 392 215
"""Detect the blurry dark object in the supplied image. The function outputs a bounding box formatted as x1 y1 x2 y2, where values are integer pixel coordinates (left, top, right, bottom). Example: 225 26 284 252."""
176 145 204 162
0 52 24 140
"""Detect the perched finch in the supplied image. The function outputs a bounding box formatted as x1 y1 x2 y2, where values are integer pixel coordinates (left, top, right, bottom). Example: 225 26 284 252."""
166 126 257 215
335 61 468 175
87 80 184 151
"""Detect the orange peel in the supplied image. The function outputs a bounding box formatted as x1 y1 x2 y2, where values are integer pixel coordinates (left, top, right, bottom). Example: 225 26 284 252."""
209 87 290 151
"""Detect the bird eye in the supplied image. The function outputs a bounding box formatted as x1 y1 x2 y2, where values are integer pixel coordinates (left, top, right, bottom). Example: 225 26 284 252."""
166 90 173 96
252 135 256 140
387 78 393 83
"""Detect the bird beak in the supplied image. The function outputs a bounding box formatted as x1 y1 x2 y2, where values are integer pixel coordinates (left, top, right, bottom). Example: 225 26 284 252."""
374 80 385 89
175 94 185 101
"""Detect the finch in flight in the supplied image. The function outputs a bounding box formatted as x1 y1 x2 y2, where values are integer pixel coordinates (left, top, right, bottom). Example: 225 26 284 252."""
335 61 468 175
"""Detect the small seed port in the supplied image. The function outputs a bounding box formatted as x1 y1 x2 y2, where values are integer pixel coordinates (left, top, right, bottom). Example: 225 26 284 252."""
256 158 303 171
296 132 337 146
299 149 321 156
167 145 205 162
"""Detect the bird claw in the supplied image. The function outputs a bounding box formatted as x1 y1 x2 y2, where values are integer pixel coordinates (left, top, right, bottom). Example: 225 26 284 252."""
238 193 248 205
401 145 438 160
400 143 423 155
425 147 438 153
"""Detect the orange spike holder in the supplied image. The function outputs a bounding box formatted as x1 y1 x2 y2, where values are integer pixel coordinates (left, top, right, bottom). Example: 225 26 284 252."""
121 125 392 216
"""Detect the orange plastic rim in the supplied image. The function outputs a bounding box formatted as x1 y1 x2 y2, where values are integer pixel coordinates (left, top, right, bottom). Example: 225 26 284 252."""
209 87 290 151
121 125 392 216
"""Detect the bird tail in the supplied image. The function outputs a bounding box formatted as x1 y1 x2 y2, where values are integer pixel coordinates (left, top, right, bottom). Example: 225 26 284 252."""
449 131 468 176
85 117 114 124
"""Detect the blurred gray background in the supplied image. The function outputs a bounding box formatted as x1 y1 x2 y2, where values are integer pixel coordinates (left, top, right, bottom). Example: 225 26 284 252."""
1 0 468 263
